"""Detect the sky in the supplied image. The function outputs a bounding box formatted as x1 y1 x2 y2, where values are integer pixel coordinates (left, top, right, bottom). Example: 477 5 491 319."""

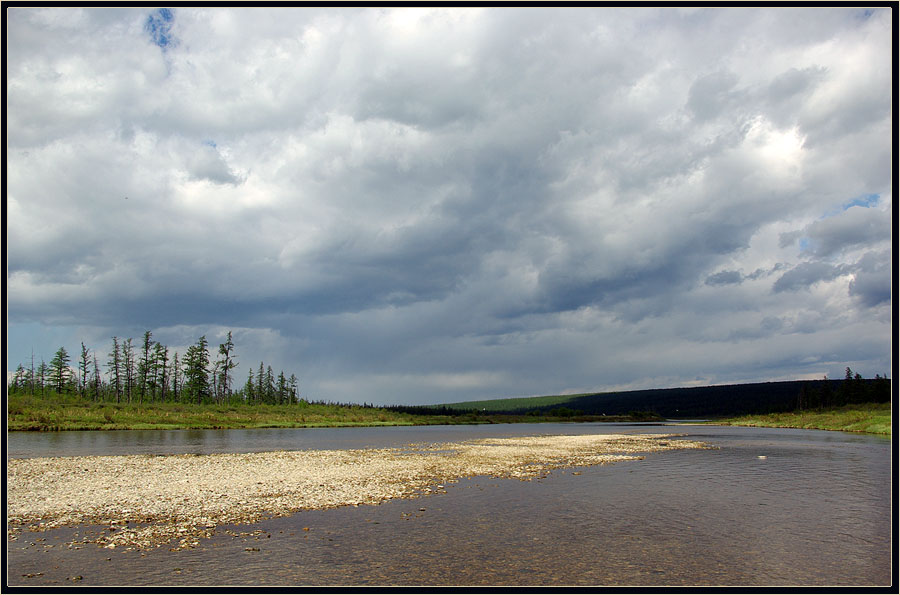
5 6 894 406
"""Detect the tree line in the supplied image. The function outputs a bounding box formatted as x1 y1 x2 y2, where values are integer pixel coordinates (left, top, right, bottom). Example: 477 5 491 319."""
8 331 302 406
795 368 890 411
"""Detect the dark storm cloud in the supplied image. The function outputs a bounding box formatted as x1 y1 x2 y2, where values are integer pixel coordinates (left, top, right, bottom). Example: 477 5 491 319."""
848 251 892 308
773 261 849 293
771 203 890 303
800 205 890 257
705 270 743 287
745 263 786 280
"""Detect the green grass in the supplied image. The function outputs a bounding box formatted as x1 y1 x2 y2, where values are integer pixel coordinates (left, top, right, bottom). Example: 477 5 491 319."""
712 402 891 436
6 392 453 431
6 392 652 431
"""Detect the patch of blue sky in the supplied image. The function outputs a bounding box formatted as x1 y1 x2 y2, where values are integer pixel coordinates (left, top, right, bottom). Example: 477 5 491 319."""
6 322 75 371
146 8 176 51
843 193 880 209
817 193 880 220
203 140 218 148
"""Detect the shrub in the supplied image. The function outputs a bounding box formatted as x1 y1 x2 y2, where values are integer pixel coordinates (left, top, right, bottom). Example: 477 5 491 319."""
628 410 661 421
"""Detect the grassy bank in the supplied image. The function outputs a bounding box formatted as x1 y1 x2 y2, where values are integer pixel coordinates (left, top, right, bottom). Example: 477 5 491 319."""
6 392 654 431
6 393 454 431
712 402 891 436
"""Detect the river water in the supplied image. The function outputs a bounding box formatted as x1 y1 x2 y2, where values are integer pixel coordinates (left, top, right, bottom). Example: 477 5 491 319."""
5 423 893 587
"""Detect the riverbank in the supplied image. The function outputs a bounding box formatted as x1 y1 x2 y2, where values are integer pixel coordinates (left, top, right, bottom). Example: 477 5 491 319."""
6 394 440 431
6 393 650 431
711 402 891 435
7 433 710 551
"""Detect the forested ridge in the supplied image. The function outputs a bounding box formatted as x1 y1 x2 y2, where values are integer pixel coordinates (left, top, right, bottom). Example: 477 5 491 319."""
439 371 891 418
8 331 302 406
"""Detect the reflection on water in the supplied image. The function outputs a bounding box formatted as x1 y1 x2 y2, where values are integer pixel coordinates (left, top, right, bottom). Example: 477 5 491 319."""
6 425 891 586
6 422 669 459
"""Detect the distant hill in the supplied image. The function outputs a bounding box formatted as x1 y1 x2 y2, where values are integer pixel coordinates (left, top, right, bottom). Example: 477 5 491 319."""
440 378 891 418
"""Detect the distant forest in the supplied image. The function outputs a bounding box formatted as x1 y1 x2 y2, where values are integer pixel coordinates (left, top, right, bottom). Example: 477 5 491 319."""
8 331 301 406
546 372 892 418
410 370 892 418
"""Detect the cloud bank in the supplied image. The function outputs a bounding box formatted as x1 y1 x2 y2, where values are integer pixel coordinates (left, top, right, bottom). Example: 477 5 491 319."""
6 6 893 405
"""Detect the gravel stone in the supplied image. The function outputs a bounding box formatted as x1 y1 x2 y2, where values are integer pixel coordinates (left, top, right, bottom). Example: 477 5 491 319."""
7 433 709 550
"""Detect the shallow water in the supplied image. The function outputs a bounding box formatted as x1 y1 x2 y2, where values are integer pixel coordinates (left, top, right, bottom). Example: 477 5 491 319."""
6 424 892 586
4 421 668 458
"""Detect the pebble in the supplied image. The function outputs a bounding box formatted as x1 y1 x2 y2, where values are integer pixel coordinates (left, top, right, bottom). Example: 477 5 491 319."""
7 434 710 551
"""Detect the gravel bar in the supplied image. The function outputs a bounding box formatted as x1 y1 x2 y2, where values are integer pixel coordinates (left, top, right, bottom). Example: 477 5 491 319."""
7 433 709 550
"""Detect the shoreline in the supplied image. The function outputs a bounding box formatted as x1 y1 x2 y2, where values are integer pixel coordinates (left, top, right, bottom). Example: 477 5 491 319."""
5 415 646 433
7 433 709 550
7 392 653 431
707 402 891 436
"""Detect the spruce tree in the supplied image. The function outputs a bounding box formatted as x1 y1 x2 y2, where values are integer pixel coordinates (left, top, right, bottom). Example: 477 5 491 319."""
153 342 168 402
183 336 211 404
79 342 91 399
138 331 153 404
123 338 135 403
217 331 238 401
49 347 72 394
265 365 276 404
170 351 181 402
289 374 299 404
92 352 102 401
277 371 287 404
108 337 122 403
37 360 48 397
12 364 28 392
257 362 265 403
245 367 256 403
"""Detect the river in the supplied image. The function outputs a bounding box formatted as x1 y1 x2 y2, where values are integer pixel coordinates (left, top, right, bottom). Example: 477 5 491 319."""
5 422 892 587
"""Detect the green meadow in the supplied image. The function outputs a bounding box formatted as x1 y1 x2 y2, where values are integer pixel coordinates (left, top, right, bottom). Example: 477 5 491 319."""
6 392 450 431
713 402 891 436
6 391 648 431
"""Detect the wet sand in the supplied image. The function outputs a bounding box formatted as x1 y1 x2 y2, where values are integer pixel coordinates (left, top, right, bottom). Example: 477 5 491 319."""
7 433 708 550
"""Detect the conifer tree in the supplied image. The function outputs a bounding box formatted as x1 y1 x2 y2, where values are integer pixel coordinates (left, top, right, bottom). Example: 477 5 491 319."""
138 331 153 404
257 361 265 403
92 352 102 400
37 359 48 396
49 347 71 394
12 364 28 391
108 337 122 403
153 342 168 402
170 351 181 402
245 367 256 403
265 365 276 404
277 371 287 404
183 336 211 404
217 331 238 401
79 342 91 399
123 338 135 402
210 361 220 402
289 374 299 404
10 330 304 408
